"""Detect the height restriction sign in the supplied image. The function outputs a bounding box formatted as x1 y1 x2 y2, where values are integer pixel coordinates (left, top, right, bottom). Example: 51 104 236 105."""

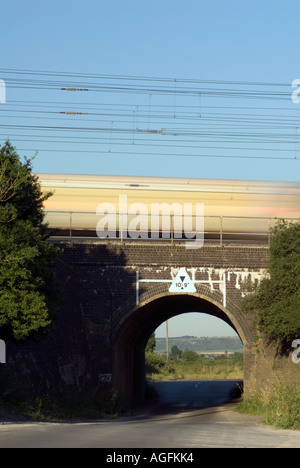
169 267 196 293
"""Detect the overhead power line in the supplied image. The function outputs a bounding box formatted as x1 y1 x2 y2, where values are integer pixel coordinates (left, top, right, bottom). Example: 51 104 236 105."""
0 68 299 163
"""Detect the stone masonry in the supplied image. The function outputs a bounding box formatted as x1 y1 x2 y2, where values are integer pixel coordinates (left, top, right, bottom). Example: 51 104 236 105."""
3 239 300 408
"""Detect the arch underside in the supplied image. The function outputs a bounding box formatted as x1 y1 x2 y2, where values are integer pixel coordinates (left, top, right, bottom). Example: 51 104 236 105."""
112 287 252 407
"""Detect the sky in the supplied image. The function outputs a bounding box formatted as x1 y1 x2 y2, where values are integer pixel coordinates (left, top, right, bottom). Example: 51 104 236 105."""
1 0 299 338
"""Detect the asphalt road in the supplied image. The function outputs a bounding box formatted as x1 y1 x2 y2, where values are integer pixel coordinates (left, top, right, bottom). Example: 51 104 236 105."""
0 379 300 449
150 379 243 413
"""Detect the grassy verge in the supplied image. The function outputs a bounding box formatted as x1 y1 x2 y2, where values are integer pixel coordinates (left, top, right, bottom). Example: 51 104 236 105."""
146 351 244 381
0 391 122 421
147 361 243 380
236 382 300 430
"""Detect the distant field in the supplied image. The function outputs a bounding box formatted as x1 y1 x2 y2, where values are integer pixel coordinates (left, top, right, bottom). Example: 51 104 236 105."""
155 336 243 355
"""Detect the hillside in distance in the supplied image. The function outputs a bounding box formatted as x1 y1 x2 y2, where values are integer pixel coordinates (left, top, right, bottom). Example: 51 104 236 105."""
154 336 243 354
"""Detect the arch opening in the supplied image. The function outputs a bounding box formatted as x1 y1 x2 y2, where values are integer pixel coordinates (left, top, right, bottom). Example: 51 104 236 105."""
154 311 243 359
112 293 248 408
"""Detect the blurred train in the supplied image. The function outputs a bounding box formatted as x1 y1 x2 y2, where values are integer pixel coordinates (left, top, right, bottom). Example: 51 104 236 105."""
37 173 300 243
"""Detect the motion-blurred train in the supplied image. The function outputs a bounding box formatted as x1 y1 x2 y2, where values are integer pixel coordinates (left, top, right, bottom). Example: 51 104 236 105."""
37 173 300 244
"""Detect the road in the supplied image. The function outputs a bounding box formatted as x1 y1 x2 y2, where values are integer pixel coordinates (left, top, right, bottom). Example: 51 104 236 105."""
0 380 300 448
150 379 243 413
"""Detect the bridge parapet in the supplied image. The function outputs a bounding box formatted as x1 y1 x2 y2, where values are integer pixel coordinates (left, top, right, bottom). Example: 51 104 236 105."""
45 210 297 247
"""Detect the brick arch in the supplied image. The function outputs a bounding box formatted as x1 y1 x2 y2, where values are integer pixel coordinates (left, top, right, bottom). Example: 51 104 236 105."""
112 286 254 407
113 281 253 345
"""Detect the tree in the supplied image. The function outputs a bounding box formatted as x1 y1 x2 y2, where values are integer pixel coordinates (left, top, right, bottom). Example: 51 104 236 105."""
145 332 166 375
171 345 182 360
146 332 156 353
0 141 61 341
241 220 300 343
182 349 199 362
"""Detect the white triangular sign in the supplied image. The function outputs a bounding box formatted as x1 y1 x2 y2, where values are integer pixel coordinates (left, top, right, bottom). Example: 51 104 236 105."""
169 267 196 293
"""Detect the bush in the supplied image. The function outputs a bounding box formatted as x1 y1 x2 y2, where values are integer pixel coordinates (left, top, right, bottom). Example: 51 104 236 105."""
241 220 300 343
181 349 199 362
145 351 166 374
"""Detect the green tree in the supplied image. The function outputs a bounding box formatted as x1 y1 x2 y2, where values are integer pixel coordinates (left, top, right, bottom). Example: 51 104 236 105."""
171 345 182 360
146 332 156 353
0 141 61 341
182 348 199 362
145 332 166 375
241 220 300 343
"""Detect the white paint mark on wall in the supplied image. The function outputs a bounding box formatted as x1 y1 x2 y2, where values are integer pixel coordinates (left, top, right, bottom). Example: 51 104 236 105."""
197 267 267 293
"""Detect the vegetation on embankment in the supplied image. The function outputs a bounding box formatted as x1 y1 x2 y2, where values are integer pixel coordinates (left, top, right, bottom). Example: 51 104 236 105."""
236 382 300 430
238 220 300 430
0 391 122 421
241 220 300 343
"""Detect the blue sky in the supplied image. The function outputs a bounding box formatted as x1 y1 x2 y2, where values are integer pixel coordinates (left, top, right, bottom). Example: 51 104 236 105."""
1 0 299 338
1 0 299 181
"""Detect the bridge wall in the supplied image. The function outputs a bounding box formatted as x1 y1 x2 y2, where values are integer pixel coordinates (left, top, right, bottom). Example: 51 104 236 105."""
2 240 299 408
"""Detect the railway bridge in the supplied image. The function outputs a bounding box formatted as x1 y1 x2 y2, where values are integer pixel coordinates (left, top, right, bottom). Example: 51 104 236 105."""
5 237 298 408
58 239 270 407
4 174 300 408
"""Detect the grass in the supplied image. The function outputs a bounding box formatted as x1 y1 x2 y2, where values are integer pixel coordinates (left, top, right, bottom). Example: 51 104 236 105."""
0 391 122 421
147 361 243 381
236 381 300 430
146 351 244 381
